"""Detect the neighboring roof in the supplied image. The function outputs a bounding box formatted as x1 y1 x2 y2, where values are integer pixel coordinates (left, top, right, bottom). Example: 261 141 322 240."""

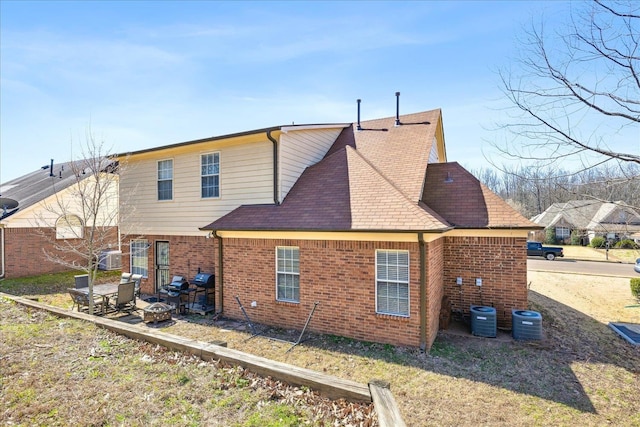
0 162 78 220
422 162 539 229
532 200 640 233
532 200 602 229
204 109 534 233
0 159 114 221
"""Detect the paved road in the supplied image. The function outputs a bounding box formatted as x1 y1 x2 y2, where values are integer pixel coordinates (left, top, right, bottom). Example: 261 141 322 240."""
528 258 637 278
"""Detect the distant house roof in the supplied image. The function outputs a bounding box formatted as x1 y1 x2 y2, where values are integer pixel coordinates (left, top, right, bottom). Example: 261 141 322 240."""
204 110 537 233
0 162 78 220
0 159 113 221
532 200 640 233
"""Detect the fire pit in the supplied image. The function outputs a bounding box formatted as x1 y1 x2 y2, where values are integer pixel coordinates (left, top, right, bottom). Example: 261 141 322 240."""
143 302 173 324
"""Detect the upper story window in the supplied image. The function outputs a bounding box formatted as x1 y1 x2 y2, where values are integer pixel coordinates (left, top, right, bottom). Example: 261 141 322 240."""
201 153 220 198
376 250 410 317
56 214 83 239
157 159 173 201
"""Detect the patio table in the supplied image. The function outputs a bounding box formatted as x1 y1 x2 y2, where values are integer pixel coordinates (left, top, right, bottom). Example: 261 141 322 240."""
71 283 119 315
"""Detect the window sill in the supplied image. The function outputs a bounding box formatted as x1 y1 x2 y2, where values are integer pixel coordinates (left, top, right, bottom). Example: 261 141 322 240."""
275 300 300 306
375 313 410 321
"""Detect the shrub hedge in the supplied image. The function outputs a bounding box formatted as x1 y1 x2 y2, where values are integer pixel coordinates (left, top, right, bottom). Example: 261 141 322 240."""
614 239 639 249
631 278 640 302
590 236 606 248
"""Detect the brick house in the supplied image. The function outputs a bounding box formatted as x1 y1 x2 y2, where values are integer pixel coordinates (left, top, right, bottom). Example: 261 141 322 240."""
118 108 538 351
0 160 119 278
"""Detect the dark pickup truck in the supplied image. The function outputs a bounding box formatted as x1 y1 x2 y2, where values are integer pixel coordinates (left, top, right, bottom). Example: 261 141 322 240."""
527 241 564 261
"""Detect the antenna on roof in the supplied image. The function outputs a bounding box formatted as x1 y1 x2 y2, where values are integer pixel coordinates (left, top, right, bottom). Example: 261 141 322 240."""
49 159 54 177
356 99 362 131
395 92 401 126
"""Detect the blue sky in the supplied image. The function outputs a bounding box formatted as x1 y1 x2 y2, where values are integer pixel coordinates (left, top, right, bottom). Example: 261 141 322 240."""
0 0 572 183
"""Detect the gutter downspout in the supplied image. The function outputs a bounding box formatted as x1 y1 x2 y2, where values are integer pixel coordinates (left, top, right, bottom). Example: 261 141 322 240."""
419 232 427 352
213 230 223 314
266 131 280 205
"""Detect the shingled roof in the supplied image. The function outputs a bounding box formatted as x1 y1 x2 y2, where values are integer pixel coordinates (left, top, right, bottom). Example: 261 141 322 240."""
203 109 536 233
0 159 115 221
532 200 640 233
0 162 78 220
422 162 537 229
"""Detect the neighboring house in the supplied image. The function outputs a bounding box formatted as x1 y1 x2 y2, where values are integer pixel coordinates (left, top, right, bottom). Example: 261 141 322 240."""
118 108 539 350
530 200 640 244
0 161 119 278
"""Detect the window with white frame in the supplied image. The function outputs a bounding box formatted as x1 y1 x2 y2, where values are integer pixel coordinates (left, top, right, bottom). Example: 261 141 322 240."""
556 227 570 241
201 153 220 198
157 159 173 201
376 250 410 316
131 239 149 278
55 214 83 239
276 246 299 302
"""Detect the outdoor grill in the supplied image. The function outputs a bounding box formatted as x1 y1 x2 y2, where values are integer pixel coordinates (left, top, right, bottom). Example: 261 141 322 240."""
191 272 215 313
192 272 215 288
166 276 189 296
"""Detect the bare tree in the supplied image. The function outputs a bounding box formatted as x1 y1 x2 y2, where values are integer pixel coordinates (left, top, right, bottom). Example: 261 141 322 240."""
34 131 130 314
493 0 639 207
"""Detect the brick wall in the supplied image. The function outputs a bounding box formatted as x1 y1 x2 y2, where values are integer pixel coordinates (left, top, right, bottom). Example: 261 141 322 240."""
426 237 444 346
120 234 216 295
219 238 438 348
3 227 118 278
442 236 528 328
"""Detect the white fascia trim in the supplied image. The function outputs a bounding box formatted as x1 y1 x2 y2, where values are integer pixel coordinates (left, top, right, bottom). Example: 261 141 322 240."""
280 124 350 133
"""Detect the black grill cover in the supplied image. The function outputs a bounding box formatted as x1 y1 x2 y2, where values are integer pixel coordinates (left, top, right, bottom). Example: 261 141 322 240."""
167 276 189 291
192 273 214 288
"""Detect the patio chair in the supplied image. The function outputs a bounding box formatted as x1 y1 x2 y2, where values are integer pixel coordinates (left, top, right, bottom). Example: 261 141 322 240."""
68 289 104 314
130 274 143 299
74 274 89 289
110 281 137 314
121 273 143 301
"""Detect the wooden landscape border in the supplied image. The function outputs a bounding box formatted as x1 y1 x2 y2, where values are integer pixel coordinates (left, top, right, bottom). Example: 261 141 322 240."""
2 292 407 425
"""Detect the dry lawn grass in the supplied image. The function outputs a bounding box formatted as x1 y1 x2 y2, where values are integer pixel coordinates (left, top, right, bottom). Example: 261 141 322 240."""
2 268 640 426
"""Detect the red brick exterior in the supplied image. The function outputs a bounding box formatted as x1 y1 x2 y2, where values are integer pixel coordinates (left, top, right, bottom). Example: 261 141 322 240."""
120 234 216 295
2 227 118 278
442 236 529 328
215 234 528 349
426 237 445 346
219 238 438 349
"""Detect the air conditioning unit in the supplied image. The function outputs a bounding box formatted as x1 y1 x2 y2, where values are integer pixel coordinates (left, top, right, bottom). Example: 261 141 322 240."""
512 309 543 340
470 305 497 338
98 250 122 271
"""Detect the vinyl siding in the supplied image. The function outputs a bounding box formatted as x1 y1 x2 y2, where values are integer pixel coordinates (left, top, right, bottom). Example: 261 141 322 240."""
3 174 118 229
279 128 343 201
120 140 273 235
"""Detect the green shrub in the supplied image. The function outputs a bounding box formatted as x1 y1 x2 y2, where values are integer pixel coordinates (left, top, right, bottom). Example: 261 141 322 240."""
631 278 640 302
545 228 557 245
570 230 581 245
590 236 606 248
614 239 639 249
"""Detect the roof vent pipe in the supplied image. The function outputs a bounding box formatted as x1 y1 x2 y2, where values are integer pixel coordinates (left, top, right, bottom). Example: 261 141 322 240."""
356 99 362 131
49 159 54 177
395 92 401 126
